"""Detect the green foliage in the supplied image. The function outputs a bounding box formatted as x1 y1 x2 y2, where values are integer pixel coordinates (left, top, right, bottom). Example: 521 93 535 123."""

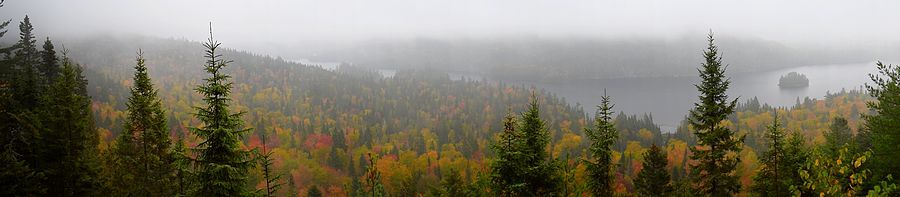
440 168 467 197
865 61 900 183
360 153 385 197
635 144 673 197
796 147 897 196
172 138 196 196
490 110 525 196
751 112 808 196
257 124 282 197
40 37 58 83
517 94 562 195
688 33 744 196
108 51 176 196
584 92 618 196
41 56 102 195
825 117 853 157
489 95 561 196
0 144 45 195
190 28 254 196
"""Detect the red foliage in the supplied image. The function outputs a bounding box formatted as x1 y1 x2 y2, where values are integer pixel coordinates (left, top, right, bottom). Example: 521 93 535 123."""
303 133 333 150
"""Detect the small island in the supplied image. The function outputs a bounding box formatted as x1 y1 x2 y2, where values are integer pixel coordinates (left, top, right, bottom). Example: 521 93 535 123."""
779 71 809 88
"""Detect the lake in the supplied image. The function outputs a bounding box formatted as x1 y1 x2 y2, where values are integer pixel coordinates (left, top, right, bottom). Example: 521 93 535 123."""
294 57 880 132
526 62 878 132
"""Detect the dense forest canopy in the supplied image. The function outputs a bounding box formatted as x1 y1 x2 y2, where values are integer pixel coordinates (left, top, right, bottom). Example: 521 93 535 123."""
3 1 900 196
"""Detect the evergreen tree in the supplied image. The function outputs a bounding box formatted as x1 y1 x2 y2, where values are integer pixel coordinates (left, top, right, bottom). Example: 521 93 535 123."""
40 37 58 83
0 142 45 195
825 117 853 157
11 16 41 110
688 33 744 196
440 168 467 197
782 131 811 195
190 27 254 196
361 153 385 197
584 91 618 196
855 126 873 151
258 124 282 197
172 138 196 196
516 93 561 195
751 112 792 196
307 185 323 197
866 61 900 184
40 55 102 195
634 144 674 197
109 51 175 196
490 110 523 196
0 9 45 195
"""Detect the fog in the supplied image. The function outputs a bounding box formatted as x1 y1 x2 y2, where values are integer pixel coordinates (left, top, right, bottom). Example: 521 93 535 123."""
4 0 900 57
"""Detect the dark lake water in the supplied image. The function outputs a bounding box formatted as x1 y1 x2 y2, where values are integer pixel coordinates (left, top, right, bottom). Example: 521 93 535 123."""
526 62 878 132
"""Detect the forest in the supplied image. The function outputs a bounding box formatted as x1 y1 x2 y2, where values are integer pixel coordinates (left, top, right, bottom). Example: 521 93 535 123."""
3 2 900 197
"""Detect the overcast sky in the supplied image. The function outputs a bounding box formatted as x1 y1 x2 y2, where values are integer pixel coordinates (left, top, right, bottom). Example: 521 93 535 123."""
2 0 899 49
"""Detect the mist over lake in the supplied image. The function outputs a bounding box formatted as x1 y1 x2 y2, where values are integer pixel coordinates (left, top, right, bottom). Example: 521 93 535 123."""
498 62 877 131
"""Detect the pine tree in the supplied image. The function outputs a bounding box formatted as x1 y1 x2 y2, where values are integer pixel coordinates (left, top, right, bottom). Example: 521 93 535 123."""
258 124 282 197
584 91 618 196
517 93 561 195
634 144 674 197
490 110 523 196
689 32 744 196
190 26 254 196
109 51 175 196
751 112 792 196
40 55 102 195
866 61 900 184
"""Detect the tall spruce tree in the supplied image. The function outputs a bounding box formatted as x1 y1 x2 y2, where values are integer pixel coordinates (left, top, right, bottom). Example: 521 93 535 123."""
0 3 45 194
109 51 175 196
40 37 58 84
11 16 41 110
866 61 900 185
41 55 101 195
190 26 254 196
634 144 674 197
750 112 793 196
517 93 560 195
689 33 744 196
584 91 618 196
490 110 524 196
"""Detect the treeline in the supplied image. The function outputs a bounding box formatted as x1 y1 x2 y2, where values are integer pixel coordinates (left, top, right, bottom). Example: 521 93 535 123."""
301 36 880 81
4 7 900 196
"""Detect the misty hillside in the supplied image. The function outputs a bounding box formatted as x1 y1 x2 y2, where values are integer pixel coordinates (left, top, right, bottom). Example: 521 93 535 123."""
6 1 900 196
302 36 893 81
